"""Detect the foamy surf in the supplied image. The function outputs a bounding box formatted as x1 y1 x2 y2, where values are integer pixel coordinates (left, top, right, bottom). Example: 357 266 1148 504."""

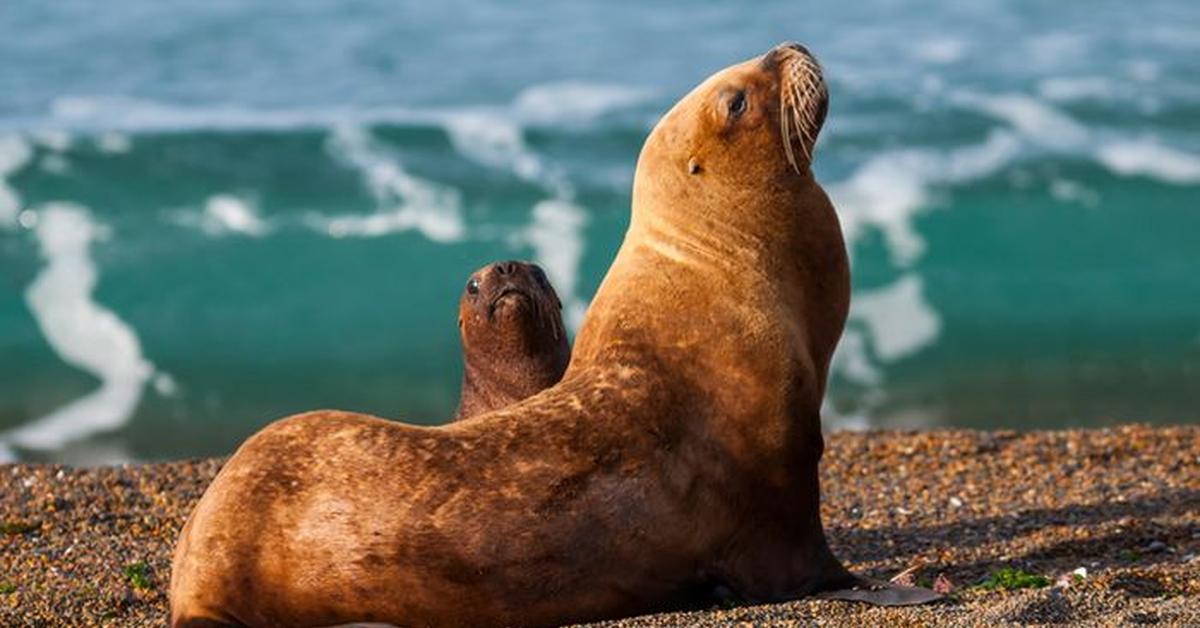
828 84 1200 413
316 123 465 242
46 81 654 135
524 199 590 330
2 203 159 458
170 194 272 237
512 82 654 126
439 103 597 331
851 275 942 363
1097 138 1200 185
0 134 33 228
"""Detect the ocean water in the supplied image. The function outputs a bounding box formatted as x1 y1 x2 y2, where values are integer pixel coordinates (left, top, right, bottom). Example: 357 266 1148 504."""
1 1 1198 463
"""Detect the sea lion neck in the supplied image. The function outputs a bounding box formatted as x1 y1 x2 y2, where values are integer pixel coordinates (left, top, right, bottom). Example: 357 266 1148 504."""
454 354 563 420
628 167 827 274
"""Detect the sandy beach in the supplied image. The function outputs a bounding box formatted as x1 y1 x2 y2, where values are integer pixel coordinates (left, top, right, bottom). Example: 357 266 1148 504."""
2 425 1196 626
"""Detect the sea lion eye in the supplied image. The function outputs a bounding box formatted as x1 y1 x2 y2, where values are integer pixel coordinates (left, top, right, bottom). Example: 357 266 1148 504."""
729 90 747 117
531 266 549 287
467 279 479 295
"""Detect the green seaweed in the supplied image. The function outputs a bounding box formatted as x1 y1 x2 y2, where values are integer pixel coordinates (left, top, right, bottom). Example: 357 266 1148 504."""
123 561 153 590
0 582 15 594
1121 549 1142 562
978 568 1050 591
1 520 35 535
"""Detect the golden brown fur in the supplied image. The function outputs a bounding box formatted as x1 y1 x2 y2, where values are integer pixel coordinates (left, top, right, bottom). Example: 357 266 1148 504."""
170 43 920 628
453 260 569 420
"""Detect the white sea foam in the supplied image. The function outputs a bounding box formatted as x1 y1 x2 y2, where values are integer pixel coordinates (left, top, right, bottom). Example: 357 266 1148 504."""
201 195 270 237
0 134 33 229
50 95 382 132
1097 138 1200 185
48 82 653 135
952 91 1089 150
826 124 1021 413
955 90 1200 186
438 92 617 331
911 37 967 65
831 129 1020 267
32 129 72 152
45 88 650 320
1038 77 1116 102
524 199 590 330
95 131 132 154
1125 60 1160 83
828 85 1198 425
315 124 465 242
513 82 653 126
441 110 567 194
2 203 156 455
851 275 941 363
1049 179 1100 207
829 276 939 428
1025 33 1089 70
831 329 881 387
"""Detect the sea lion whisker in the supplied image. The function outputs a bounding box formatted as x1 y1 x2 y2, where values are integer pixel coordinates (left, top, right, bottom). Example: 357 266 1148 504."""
790 83 813 164
781 80 799 172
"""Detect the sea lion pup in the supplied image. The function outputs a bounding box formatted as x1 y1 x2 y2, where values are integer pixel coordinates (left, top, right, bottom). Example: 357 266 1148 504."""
170 42 938 628
453 260 570 420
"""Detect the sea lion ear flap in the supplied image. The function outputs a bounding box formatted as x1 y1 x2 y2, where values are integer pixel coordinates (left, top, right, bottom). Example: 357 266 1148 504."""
814 577 943 606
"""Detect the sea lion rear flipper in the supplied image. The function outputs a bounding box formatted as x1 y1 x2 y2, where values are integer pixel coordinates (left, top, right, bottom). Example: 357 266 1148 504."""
815 577 943 606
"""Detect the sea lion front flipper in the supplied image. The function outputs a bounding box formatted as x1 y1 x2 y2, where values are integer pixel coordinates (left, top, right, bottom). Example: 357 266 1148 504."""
815 577 943 606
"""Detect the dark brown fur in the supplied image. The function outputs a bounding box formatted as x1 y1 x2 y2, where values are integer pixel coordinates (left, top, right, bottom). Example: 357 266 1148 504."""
171 43 932 628
453 260 569 421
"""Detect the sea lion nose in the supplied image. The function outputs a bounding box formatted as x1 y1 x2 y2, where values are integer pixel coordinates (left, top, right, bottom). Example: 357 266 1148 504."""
762 41 812 70
780 41 810 56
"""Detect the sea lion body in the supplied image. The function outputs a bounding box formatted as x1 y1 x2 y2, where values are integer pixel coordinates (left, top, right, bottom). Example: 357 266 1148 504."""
171 43 933 628
453 260 569 420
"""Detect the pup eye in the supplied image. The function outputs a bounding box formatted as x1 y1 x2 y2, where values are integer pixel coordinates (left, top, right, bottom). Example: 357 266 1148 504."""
729 90 747 116
531 266 549 286
466 279 479 295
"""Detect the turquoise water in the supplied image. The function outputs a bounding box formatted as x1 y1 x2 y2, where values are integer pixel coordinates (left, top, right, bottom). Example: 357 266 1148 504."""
1 1 1198 463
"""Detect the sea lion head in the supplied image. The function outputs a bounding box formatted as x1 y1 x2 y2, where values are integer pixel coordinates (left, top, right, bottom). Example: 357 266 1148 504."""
631 42 830 229
578 42 845 392
456 260 570 397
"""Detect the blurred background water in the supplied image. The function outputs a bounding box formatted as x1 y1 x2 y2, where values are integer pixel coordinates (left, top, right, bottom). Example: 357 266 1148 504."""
1 0 1198 463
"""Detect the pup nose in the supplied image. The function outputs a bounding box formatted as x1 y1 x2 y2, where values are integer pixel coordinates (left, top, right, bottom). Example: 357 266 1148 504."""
493 260 522 276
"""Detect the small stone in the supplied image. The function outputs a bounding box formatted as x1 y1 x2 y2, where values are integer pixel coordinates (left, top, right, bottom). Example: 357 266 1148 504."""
1056 567 1087 587
949 496 964 508
1146 540 1167 553
933 573 955 595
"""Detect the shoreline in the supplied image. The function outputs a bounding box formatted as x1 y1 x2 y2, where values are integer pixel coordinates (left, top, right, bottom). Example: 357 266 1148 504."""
2 425 1197 626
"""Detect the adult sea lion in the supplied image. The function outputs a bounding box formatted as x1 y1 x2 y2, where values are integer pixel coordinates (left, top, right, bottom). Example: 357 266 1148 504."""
453 260 570 420
170 42 938 628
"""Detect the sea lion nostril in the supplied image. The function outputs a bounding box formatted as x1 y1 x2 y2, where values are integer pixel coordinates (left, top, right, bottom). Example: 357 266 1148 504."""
762 41 812 69
761 42 811 71
494 260 521 276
